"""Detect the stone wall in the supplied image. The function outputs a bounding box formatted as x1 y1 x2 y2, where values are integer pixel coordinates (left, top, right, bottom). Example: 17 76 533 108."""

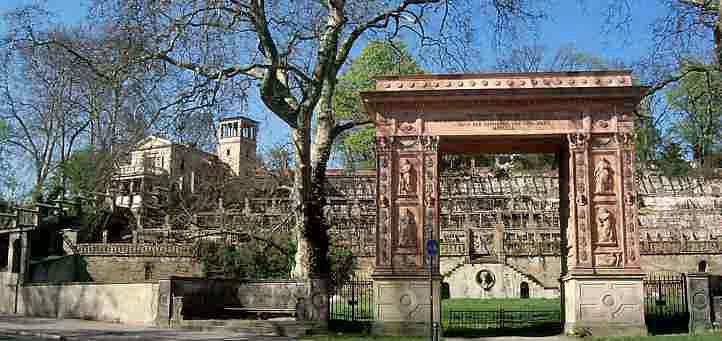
66 173 722 300
169 277 306 320
443 263 558 299
640 254 722 274
18 282 159 325
83 256 201 282
30 255 81 283
50 243 204 283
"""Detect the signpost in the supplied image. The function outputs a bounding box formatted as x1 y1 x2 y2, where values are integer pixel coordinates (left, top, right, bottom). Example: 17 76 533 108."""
426 239 439 341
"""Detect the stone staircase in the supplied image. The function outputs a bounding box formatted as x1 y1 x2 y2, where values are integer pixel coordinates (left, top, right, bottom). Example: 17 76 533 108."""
177 319 323 337
441 256 558 298
505 263 548 290
441 259 467 278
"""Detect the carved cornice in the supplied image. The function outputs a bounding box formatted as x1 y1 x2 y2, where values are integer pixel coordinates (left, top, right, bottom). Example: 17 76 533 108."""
614 132 634 148
567 132 590 150
375 72 634 91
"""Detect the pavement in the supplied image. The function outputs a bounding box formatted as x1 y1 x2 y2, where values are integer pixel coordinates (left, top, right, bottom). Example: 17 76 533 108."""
0 315 294 341
0 315 583 341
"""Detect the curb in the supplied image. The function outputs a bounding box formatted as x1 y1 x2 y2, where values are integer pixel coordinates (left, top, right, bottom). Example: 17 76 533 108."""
5 329 66 340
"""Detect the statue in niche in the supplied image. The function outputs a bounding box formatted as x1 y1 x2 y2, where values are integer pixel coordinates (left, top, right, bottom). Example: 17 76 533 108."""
399 159 415 195
593 158 614 193
399 209 417 248
596 208 616 245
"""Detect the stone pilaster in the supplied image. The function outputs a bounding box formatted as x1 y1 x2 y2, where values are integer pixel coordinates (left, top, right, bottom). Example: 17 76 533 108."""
373 134 440 336
687 273 713 333
562 122 645 335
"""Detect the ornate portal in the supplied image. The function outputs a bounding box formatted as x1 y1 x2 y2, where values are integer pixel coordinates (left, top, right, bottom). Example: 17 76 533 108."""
363 71 647 336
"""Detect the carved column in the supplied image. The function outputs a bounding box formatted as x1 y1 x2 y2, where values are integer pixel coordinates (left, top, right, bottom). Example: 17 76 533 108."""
373 134 440 336
562 123 646 336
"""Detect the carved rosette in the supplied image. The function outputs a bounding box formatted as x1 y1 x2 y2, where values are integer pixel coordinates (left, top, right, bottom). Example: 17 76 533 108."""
620 138 639 266
567 133 591 267
376 137 393 267
422 137 439 268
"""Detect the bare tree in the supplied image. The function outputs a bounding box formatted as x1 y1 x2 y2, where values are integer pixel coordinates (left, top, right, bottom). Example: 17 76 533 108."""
4 0 553 286
0 30 88 193
495 44 627 72
1 6 246 196
79 0 547 281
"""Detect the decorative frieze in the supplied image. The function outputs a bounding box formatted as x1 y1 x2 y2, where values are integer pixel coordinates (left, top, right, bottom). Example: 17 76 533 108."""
375 74 634 92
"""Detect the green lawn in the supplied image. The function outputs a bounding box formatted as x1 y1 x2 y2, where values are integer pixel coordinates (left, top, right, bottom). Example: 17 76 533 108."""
590 334 722 341
300 335 722 341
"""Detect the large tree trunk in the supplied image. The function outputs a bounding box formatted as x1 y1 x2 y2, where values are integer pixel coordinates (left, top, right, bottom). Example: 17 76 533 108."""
290 130 331 280
715 2 722 69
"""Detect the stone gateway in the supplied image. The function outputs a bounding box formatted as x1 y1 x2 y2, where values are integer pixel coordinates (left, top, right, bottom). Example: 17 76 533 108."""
361 71 648 336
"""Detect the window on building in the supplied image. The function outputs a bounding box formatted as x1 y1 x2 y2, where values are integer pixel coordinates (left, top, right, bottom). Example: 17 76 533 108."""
226 149 230 156
698 260 707 273
0 235 8 270
144 262 153 280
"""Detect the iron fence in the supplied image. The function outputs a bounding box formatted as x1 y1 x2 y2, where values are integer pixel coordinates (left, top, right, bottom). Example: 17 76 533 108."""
329 277 374 321
444 308 561 330
644 272 689 334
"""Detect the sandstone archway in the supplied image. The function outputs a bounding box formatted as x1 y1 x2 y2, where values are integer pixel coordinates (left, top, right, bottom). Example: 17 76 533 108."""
361 71 647 336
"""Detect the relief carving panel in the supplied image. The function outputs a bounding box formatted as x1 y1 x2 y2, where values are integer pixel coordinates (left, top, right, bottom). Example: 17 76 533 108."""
399 159 417 196
593 158 614 194
595 207 617 246
398 208 418 249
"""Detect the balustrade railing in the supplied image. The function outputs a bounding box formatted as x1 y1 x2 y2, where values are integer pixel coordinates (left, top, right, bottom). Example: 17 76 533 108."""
640 240 722 254
75 243 195 257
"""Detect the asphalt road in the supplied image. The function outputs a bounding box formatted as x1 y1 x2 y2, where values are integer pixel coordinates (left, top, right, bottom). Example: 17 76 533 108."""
0 334 41 341
0 315 294 341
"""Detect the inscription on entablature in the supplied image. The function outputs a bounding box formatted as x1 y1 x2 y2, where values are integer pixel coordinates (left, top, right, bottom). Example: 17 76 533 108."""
455 120 552 130
422 113 579 135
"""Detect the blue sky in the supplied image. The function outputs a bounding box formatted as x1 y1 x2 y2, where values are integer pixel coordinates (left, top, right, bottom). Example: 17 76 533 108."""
0 1 665 147
0 0 669 190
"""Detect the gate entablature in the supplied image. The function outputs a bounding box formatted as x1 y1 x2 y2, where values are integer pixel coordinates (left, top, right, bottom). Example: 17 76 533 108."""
361 71 651 336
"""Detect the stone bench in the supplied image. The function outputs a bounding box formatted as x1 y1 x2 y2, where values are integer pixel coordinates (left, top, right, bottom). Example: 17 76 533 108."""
224 307 296 319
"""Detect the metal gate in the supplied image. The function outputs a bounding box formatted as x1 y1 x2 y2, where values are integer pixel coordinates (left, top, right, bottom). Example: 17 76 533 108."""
329 277 374 321
644 272 689 334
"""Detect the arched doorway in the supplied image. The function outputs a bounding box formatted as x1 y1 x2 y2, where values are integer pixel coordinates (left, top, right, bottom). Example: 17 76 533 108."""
363 71 647 336
520 282 530 299
11 238 21 273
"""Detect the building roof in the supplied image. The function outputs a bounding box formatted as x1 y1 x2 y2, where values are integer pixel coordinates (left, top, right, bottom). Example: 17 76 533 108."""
220 115 259 124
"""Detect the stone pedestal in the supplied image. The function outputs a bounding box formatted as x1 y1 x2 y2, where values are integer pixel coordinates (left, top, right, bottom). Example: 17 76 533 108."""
562 274 646 336
305 275 329 324
372 277 440 336
686 273 712 333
